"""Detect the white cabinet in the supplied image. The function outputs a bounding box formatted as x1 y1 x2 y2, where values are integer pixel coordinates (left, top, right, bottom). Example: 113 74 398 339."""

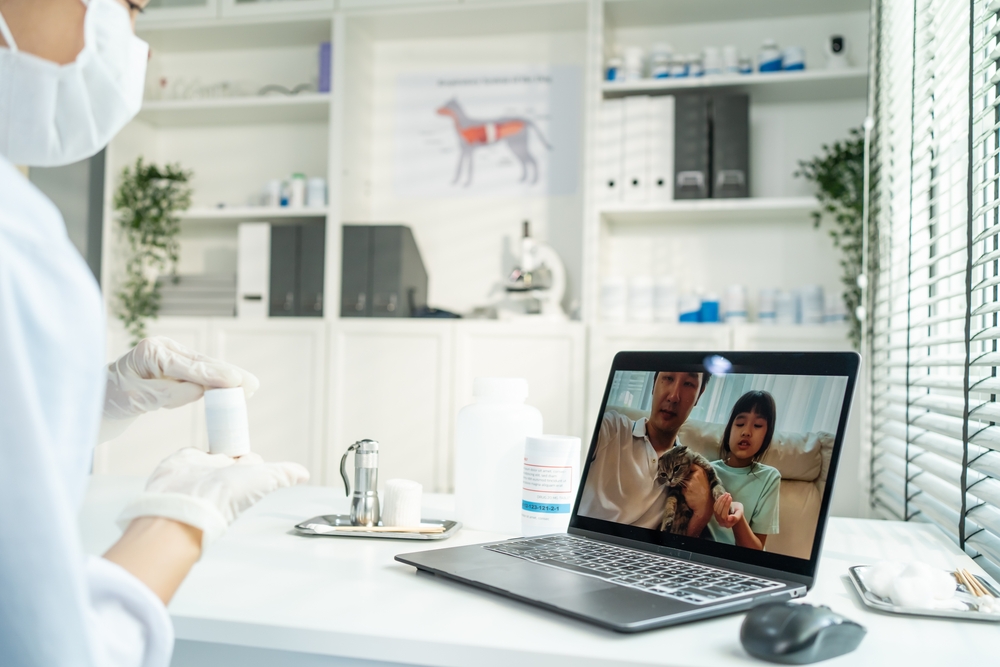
211 319 326 480
327 320 453 492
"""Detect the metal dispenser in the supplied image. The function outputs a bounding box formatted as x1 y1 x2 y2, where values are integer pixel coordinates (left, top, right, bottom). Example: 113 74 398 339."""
340 439 380 526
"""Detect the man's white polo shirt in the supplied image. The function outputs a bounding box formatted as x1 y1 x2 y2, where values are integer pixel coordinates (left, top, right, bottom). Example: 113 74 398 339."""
578 410 673 530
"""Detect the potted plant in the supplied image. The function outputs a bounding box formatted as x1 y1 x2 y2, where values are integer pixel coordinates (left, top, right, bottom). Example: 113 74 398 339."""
113 157 192 344
796 128 865 348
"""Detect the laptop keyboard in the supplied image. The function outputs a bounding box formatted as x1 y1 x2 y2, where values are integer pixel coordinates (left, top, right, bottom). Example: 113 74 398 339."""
484 534 783 605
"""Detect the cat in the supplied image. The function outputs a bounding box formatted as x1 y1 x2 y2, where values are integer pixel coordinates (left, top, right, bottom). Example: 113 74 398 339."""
655 445 727 535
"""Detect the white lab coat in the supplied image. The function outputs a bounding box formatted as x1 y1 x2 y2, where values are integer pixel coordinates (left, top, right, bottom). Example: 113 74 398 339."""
0 156 172 666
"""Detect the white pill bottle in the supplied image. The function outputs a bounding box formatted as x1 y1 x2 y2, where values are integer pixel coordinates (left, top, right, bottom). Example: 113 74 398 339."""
521 435 582 537
455 378 542 535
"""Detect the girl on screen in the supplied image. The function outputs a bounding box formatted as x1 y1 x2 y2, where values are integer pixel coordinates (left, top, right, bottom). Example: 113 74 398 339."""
708 390 781 550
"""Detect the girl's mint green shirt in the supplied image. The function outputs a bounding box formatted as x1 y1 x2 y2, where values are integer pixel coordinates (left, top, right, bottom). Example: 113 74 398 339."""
706 460 781 544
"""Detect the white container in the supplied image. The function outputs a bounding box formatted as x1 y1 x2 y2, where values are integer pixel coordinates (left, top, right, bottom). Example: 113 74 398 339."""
800 285 825 324
204 387 251 457
703 46 723 76
679 292 702 322
601 276 628 322
455 378 543 535
381 479 422 527
775 290 796 325
723 284 748 323
306 177 326 208
521 435 581 537
628 275 655 322
654 275 679 322
289 173 306 208
758 288 777 324
623 46 645 80
782 46 806 71
722 45 739 74
265 179 281 207
688 54 704 78
758 39 782 72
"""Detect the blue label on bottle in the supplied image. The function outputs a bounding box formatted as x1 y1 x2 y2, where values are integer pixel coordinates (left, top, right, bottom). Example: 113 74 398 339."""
782 62 805 71
759 59 783 72
522 501 571 514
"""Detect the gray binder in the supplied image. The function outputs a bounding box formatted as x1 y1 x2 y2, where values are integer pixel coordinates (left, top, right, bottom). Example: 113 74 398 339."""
711 94 750 198
341 225 428 318
673 94 710 199
269 224 299 317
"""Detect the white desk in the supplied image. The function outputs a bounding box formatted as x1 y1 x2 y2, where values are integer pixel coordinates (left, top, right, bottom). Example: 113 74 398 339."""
79 476 997 667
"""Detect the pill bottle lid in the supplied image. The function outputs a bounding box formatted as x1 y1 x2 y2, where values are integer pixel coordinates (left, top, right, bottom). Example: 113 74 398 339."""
204 386 246 408
292 172 306 179
473 377 529 402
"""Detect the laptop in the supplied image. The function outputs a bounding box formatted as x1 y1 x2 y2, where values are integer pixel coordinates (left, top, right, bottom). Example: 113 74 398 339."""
396 350 860 632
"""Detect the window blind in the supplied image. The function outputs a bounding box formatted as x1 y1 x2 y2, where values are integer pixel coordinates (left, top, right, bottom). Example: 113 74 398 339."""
869 0 1000 582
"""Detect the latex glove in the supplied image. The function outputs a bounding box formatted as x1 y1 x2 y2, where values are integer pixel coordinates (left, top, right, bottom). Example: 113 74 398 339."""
117 448 309 548
100 337 260 441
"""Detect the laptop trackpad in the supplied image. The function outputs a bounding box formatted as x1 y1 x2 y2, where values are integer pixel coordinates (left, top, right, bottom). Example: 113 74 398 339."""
462 562 616 599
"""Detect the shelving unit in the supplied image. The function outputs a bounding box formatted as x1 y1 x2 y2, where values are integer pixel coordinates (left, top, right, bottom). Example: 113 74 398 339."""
599 196 818 224
98 0 869 514
138 94 332 127
179 206 330 220
602 67 869 103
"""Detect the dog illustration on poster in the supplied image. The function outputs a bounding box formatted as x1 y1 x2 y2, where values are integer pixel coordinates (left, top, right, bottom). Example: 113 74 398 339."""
436 98 552 187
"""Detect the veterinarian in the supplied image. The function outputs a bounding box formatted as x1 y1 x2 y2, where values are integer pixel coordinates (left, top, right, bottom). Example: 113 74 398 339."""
0 1 307 665
579 371 716 534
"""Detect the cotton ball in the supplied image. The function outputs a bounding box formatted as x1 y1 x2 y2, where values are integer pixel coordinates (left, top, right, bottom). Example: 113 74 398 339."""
929 568 957 601
865 561 905 599
891 574 935 609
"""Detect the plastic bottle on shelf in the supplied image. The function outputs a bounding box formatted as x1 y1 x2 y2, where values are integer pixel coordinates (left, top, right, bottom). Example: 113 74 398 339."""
723 284 748 324
722 45 740 74
606 54 624 81
679 293 701 322
758 39 782 72
623 46 645 80
782 46 806 71
306 177 326 208
758 288 778 324
455 378 543 535
654 275 679 322
628 276 655 322
775 290 796 325
703 47 723 76
601 276 628 322
739 55 754 74
688 54 705 78
289 173 306 208
669 55 689 78
700 292 721 323
649 42 673 79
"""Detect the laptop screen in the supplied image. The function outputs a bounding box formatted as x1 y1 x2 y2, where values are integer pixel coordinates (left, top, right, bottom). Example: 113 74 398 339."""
571 352 857 578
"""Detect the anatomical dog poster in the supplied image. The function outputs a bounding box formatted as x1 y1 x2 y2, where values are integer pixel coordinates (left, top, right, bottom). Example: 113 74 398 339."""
393 66 581 198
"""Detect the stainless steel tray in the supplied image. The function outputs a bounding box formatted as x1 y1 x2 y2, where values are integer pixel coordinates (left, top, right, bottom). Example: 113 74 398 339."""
293 514 461 540
848 565 1000 622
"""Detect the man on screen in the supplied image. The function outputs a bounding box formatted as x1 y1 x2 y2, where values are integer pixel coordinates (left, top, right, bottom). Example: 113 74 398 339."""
579 371 715 536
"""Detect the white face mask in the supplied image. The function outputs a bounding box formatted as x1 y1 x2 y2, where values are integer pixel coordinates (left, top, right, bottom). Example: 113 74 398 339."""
0 0 149 167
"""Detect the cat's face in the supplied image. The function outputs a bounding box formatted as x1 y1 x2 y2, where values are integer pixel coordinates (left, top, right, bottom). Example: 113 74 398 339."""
656 446 694 487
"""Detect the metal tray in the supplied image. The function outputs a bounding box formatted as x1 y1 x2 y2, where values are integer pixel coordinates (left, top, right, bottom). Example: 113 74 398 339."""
848 565 1000 622
293 514 461 541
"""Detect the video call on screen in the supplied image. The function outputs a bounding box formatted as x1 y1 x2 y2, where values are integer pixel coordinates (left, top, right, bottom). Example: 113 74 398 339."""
579 370 848 560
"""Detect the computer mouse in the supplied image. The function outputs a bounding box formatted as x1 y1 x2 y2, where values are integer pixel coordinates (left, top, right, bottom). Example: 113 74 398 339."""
740 602 866 664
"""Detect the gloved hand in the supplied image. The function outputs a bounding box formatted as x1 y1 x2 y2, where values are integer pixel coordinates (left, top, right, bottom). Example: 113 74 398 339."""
100 337 260 441
117 448 309 548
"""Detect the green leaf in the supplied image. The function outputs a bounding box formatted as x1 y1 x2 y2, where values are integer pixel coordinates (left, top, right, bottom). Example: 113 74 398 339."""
113 157 192 345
